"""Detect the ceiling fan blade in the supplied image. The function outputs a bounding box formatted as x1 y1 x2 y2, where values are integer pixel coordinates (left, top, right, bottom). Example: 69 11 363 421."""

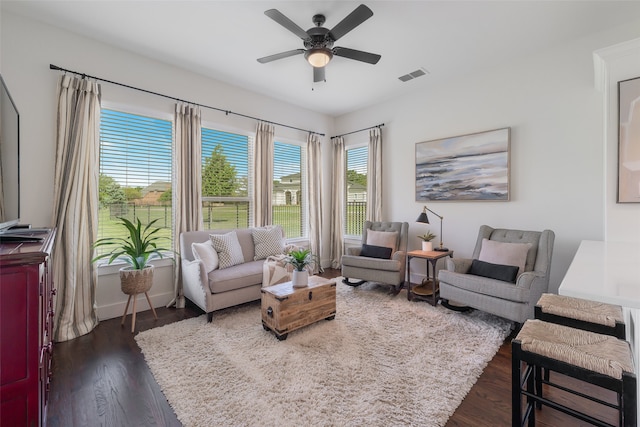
264 9 310 40
328 4 373 41
313 66 326 83
333 47 381 64
257 49 305 64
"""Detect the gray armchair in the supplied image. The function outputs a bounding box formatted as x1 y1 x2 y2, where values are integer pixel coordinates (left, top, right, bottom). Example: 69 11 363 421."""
341 221 409 292
439 225 555 324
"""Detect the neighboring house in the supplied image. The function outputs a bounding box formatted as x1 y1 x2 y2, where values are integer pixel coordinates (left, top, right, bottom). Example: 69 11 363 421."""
347 182 366 202
273 173 301 205
137 181 171 205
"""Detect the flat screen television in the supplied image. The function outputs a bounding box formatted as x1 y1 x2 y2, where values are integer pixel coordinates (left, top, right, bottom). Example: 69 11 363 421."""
0 74 21 233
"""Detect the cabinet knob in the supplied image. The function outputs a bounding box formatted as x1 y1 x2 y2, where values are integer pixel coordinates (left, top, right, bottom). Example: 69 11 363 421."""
267 307 273 318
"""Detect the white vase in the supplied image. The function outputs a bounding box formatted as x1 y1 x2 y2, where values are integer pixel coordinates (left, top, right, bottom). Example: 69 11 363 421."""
421 241 433 251
292 269 309 288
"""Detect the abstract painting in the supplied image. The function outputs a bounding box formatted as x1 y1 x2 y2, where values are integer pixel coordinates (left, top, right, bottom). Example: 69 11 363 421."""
415 128 510 201
618 76 640 203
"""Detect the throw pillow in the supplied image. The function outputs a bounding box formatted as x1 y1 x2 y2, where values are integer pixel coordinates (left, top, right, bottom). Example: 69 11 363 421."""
469 259 519 283
478 238 532 276
360 243 393 259
366 230 398 253
252 225 285 260
191 240 219 273
209 231 245 269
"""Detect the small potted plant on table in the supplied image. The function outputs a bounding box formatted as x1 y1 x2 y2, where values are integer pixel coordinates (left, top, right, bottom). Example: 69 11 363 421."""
418 230 436 252
284 248 318 288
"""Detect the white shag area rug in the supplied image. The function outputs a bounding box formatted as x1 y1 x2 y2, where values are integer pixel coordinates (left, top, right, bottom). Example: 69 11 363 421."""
135 280 511 427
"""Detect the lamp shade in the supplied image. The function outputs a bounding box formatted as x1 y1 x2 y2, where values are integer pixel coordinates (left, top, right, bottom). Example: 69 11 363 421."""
306 48 332 68
416 212 429 224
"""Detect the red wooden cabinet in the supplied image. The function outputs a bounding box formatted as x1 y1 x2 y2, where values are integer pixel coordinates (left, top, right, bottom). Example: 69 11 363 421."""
0 229 56 427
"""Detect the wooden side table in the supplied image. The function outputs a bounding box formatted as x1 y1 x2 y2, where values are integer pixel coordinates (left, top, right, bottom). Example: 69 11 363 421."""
406 249 453 306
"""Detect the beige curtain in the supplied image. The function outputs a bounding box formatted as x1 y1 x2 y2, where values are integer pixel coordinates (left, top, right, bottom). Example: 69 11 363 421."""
367 127 382 221
307 133 323 272
52 75 101 342
330 137 345 269
254 121 274 226
169 103 202 308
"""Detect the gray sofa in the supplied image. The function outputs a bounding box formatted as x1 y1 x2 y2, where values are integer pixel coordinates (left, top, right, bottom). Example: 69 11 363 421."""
439 225 555 324
180 227 286 322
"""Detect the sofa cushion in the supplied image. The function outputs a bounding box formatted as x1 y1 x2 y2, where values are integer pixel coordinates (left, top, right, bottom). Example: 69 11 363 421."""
360 243 393 259
208 259 264 293
210 231 245 269
469 259 518 283
252 225 285 260
478 238 531 276
366 230 398 253
191 240 219 273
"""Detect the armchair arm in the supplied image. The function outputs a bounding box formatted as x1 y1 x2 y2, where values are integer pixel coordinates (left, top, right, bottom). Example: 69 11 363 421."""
445 257 473 273
515 271 546 290
181 258 208 311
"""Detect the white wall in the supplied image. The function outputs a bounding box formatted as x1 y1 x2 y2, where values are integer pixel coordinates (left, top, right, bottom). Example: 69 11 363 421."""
1 12 334 319
3 10 640 318
335 20 640 293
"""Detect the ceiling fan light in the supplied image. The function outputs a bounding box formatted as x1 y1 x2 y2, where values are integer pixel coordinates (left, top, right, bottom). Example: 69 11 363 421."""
306 48 332 68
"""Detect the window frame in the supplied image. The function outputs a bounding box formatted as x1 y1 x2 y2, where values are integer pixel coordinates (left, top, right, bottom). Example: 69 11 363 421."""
272 137 308 241
96 102 175 268
344 142 368 239
200 120 254 229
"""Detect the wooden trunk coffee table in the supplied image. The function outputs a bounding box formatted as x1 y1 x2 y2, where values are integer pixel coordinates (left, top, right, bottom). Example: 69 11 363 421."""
261 275 336 340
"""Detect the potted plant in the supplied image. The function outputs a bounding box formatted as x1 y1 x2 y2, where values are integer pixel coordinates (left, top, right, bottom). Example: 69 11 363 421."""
418 230 436 251
283 248 318 288
91 217 174 296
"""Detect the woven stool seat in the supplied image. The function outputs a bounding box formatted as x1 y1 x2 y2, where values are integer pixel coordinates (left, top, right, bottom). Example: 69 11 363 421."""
517 319 634 379
512 319 636 426
536 293 625 339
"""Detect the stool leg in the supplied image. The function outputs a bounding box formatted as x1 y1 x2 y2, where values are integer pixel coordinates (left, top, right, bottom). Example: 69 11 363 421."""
131 294 137 333
512 343 523 427
622 372 637 427
535 366 543 409
527 363 536 427
144 292 158 320
121 295 132 326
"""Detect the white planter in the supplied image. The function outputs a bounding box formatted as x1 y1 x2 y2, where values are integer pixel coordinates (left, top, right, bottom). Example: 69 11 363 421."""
292 269 309 288
421 241 433 252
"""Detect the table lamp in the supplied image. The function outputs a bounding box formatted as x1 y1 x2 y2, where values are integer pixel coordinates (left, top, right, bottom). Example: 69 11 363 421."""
416 206 449 252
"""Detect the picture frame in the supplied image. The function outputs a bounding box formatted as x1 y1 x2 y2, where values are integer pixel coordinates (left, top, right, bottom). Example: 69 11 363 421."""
415 127 510 201
617 76 640 203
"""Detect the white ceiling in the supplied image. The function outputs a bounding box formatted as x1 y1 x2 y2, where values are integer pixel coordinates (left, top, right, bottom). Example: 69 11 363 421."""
4 1 640 117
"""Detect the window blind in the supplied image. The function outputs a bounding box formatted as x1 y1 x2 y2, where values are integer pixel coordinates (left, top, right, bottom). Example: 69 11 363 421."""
201 127 252 229
345 145 368 235
98 108 173 252
273 141 305 238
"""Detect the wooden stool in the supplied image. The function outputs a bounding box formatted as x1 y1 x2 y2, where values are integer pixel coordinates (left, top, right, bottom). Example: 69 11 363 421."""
512 319 636 426
535 293 625 339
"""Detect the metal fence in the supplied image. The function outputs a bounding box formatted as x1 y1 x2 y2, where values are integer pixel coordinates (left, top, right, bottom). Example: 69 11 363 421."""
346 201 367 235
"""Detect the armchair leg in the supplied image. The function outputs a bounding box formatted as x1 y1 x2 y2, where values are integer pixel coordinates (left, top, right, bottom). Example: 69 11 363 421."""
342 277 366 287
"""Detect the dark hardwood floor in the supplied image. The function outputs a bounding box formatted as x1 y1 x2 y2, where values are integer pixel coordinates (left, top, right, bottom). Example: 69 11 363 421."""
48 269 618 426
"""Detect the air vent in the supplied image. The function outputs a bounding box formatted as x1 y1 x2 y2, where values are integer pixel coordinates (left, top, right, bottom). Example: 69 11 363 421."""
398 67 429 82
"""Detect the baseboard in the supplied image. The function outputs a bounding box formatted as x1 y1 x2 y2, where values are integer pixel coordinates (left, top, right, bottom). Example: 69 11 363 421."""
97 291 174 321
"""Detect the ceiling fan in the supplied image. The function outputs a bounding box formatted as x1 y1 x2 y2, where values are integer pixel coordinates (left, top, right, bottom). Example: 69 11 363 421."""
257 4 381 83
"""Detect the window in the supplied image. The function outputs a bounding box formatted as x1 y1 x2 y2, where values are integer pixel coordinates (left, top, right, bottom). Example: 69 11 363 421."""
345 145 368 235
201 127 251 229
98 109 173 256
273 141 305 239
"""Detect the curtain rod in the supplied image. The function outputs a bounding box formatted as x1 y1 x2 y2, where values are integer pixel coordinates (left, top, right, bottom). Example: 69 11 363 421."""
331 123 384 139
49 64 325 137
